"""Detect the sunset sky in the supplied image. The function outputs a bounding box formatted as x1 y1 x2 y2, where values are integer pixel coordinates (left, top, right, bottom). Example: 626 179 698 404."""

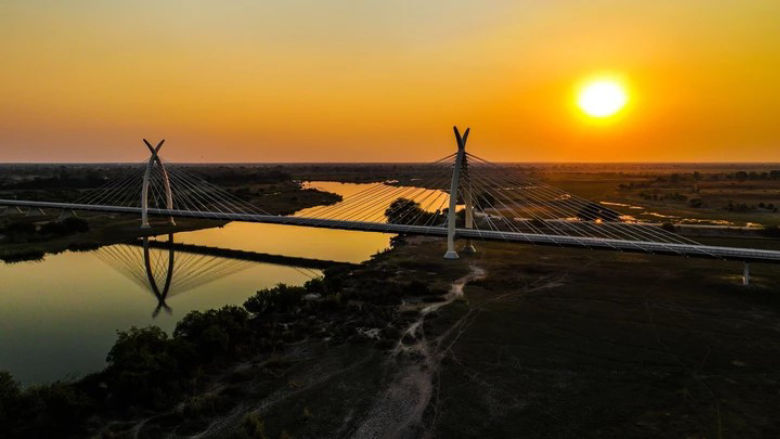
1 1 778 163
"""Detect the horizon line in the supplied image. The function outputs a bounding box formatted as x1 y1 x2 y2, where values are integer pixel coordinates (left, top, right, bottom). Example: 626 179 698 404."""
1 160 779 166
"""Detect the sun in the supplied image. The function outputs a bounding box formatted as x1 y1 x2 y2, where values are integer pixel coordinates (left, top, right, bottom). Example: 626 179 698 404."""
577 79 628 118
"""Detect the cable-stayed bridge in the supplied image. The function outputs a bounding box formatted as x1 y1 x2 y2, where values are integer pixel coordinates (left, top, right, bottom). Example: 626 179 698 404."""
2 129 779 283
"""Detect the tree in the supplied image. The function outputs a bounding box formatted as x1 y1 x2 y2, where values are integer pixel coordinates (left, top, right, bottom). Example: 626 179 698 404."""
244 285 305 315
385 198 438 225
174 306 251 360
0 371 21 427
105 326 181 407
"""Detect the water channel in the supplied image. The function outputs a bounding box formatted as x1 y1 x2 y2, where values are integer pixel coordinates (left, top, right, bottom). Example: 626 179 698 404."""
0 182 394 385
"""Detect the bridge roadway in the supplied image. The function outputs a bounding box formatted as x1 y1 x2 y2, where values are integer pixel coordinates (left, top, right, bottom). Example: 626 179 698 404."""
2 199 780 264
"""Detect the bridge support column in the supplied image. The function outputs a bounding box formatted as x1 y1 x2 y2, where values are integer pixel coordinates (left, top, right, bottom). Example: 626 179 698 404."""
444 126 469 259
462 152 476 255
742 262 750 286
141 139 176 229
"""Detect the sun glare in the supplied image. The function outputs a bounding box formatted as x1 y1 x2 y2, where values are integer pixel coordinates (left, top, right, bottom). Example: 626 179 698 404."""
577 79 628 118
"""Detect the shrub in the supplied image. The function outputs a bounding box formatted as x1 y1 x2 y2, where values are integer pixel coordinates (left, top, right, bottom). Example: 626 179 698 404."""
244 412 268 439
39 217 89 236
244 284 305 315
4 221 36 235
173 306 250 360
0 371 22 427
0 371 93 438
22 383 93 436
105 326 182 407
322 265 351 292
406 280 431 296
180 393 231 418
385 198 439 225
62 217 89 233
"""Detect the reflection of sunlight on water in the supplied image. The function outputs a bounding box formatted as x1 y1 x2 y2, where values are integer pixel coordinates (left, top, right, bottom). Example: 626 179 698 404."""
678 218 734 226
645 212 677 219
174 222 391 264
300 181 377 199
600 200 644 210
599 200 753 227
300 181 451 218
173 181 404 264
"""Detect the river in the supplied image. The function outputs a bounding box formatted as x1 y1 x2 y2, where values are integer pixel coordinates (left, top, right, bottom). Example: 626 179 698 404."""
0 181 398 385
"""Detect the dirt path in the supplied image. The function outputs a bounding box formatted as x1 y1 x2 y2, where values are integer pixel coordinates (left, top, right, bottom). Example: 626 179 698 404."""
352 265 485 439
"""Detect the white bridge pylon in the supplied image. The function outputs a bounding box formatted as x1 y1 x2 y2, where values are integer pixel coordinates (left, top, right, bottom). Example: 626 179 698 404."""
444 126 475 259
141 139 175 229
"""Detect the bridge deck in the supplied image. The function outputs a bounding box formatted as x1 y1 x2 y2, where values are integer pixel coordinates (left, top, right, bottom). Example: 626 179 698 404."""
2 199 779 264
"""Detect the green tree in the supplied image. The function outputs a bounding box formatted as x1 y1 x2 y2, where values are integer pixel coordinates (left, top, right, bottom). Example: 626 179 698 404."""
105 326 182 407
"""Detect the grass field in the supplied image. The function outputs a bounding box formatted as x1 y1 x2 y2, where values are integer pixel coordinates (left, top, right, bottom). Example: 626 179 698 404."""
424 238 780 438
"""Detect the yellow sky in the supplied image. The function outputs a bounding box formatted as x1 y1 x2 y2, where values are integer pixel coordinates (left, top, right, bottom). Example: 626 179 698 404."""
1 1 778 162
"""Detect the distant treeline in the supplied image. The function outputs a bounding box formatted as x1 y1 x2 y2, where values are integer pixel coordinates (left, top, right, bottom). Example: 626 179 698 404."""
656 170 780 183
179 166 292 185
1 217 89 239
0 165 294 192
1 172 114 190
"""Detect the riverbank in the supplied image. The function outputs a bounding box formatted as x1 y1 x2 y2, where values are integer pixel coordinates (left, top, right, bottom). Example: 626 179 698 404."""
0 234 471 437
2 232 780 437
106 236 780 438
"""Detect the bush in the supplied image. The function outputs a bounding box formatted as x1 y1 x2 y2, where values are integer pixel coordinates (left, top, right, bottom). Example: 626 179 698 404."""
0 371 92 438
244 284 305 315
180 393 231 418
39 217 89 236
385 198 439 225
62 217 89 233
322 265 350 292
174 306 251 361
105 326 182 407
303 277 327 295
0 371 22 427
22 383 93 436
406 280 432 296
4 221 36 235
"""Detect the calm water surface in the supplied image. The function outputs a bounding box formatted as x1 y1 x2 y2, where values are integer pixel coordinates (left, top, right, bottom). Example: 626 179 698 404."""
0 182 394 385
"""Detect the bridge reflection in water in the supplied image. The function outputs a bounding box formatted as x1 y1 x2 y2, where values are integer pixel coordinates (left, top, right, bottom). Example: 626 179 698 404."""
93 234 323 317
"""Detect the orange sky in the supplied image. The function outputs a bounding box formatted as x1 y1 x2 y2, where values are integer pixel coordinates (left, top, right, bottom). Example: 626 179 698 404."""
1 1 778 163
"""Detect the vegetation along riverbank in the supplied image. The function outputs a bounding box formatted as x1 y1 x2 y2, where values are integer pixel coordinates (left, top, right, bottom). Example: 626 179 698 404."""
2 231 779 438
